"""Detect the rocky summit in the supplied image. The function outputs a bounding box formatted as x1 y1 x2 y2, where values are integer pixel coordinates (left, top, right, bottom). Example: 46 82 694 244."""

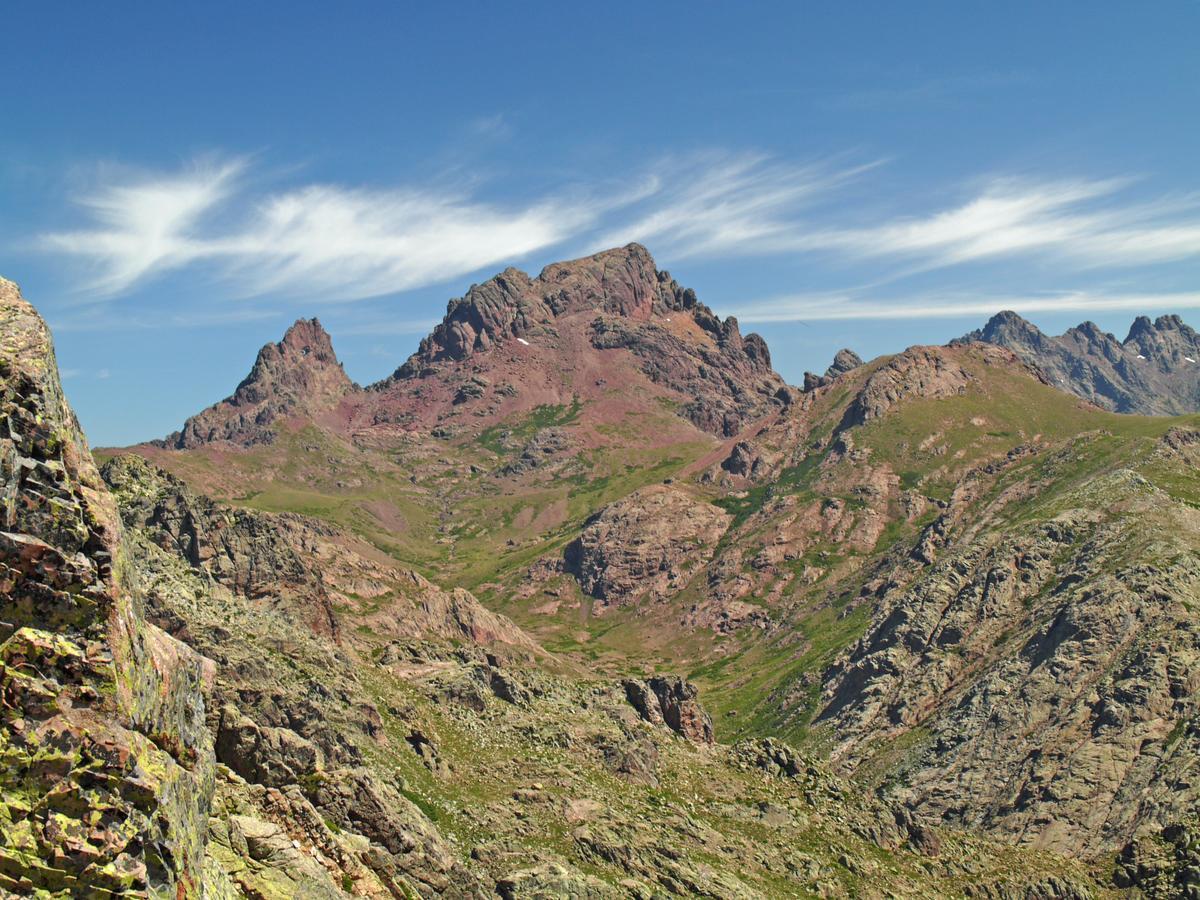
5 253 1200 898
957 309 1200 415
164 317 357 448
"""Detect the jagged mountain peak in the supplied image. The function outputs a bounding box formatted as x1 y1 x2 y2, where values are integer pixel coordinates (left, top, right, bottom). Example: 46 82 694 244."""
366 243 786 438
960 310 1200 414
970 309 1047 346
1062 319 1119 346
392 243 708 377
276 315 338 358
1124 312 1200 350
164 316 356 449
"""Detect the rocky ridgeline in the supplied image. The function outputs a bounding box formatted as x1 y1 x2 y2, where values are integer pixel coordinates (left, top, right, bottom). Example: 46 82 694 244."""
958 309 1200 414
388 244 785 436
163 317 356 448
0 278 213 897
818 464 1200 856
157 244 790 449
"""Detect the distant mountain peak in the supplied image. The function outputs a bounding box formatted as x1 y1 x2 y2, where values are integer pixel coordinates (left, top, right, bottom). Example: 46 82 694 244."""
155 245 789 448
975 310 1044 343
959 311 1200 414
163 317 356 448
374 243 786 437
392 243 672 377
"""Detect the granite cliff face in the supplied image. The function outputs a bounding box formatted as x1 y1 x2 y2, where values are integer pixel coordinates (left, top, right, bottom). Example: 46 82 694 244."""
958 310 1200 414
0 278 214 897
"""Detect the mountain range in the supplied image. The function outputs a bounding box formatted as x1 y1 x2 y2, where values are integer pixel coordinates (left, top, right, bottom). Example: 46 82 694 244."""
956 310 1200 415
3 246 1200 898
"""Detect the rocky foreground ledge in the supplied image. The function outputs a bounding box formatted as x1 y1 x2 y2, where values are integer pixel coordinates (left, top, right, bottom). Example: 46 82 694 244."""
0 277 214 896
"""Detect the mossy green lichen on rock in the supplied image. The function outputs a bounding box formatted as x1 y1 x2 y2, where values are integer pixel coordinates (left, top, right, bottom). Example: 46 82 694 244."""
0 278 214 898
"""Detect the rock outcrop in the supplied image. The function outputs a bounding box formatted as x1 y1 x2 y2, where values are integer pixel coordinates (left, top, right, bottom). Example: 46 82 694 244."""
103 454 536 653
803 347 864 391
165 318 356 448
840 344 1029 428
564 484 730 610
0 278 215 897
957 310 1200 414
623 676 715 743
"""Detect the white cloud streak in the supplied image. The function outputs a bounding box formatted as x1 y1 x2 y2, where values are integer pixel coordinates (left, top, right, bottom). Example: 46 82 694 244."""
41 160 243 294
786 178 1200 271
35 154 1200 307
729 289 1200 322
40 158 628 300
595 153 877 259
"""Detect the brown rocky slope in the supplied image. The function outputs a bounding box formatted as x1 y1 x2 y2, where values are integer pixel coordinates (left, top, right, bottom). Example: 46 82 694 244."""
4 274 1127 897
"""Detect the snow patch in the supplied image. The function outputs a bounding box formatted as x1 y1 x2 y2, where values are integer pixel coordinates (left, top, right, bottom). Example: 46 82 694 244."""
517 338 530 346
1186 356 1197 363
1137 354 1146 359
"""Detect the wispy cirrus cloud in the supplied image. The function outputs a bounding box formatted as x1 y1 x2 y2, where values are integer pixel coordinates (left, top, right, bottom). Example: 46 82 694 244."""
786 177 1200 272
593 152 878 259
35 152 1200 311
39 157 641 300
41 158 243 294
728 288 1200 323
597 166 1200 276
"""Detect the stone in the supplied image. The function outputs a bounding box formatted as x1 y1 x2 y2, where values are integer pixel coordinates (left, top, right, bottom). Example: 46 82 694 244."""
564 485 730 610
624 675 714 744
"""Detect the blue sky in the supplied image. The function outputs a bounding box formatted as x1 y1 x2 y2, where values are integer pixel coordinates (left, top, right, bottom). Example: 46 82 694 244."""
1 2 1197 445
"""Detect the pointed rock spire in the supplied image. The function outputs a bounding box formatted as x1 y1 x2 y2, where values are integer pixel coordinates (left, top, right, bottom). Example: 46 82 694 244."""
167 318 357 448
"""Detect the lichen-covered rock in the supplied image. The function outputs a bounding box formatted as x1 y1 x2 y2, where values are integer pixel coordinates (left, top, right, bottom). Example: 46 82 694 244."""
0 277 215 897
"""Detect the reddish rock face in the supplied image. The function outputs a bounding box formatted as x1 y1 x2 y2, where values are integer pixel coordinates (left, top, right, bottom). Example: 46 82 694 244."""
167 317 356 448
398 244 663 370
382 243 787 438
624 675 714 744
157 244 790 449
